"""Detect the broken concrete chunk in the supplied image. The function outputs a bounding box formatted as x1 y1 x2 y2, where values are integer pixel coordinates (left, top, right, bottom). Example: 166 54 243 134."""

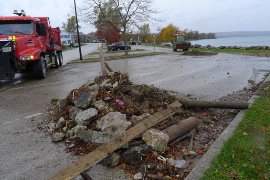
112 82 119 89
168 101 182 109
167 158 186 169
75 108 98 126
96 112 131 133
134 172 143 180
74 91 96 109
56 117 66 129
123 146 143 165
69 107 82 121
142 128 169 153
51 132 65 142
94 100 106 110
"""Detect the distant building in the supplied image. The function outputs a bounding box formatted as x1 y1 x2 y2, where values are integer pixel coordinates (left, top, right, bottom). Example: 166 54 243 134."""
60 30 77 46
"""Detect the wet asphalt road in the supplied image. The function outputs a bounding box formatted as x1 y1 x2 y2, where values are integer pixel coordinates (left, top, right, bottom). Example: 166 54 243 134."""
1 45 270 179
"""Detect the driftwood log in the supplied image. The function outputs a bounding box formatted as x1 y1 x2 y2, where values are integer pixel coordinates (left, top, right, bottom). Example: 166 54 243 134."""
162 117 199 142
177 97 249 110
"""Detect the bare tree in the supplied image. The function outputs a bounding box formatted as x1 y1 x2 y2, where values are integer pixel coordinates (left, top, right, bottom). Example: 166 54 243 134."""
81 0 157 55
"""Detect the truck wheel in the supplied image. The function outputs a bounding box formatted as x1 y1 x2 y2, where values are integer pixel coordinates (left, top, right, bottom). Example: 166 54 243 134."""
53 54 59 68
183 48 189 51
57 51 63 66
34 57 47 79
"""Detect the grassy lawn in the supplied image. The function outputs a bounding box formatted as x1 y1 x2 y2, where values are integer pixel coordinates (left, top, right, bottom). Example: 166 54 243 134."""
69 52 166 64
203 83 270 180
192 48 270 57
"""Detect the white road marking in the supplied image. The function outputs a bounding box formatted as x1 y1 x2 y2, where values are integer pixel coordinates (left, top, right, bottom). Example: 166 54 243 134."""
24 113 43 119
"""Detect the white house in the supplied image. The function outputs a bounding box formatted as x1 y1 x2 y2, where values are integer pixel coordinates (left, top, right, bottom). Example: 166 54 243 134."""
60 30 77 46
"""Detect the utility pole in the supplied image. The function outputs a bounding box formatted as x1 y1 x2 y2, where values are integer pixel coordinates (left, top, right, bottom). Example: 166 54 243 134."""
74 0 83 60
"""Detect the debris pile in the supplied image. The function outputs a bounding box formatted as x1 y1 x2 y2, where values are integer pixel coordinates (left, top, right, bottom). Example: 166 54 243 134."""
46 72 176 154
46 72 241 179
183 50 217 56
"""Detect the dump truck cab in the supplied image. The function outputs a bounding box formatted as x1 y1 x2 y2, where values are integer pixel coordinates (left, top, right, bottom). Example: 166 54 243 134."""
0 11 62 80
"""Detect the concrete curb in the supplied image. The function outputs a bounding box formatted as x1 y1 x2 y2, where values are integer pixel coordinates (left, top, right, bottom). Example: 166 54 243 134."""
185 74 270 180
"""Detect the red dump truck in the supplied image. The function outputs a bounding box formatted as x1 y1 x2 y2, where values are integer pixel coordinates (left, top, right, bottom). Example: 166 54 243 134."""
0 10 63 80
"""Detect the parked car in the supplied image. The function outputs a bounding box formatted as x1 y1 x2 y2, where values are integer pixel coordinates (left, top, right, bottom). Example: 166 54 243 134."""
130 41 141 45
72 43 79 47
161 42 173 47
108 42 131 51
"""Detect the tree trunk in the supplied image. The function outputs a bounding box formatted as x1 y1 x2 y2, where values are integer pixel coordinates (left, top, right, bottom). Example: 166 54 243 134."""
99 43 107 76
123 27 128 56
178 98 249 110
162 117 199 142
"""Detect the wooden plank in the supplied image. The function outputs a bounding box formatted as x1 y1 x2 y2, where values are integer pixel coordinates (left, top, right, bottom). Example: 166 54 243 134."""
50 101 181 180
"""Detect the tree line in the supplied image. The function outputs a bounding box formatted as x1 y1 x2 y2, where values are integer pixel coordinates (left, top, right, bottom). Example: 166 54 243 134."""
61 1 215 51
184 30 216 40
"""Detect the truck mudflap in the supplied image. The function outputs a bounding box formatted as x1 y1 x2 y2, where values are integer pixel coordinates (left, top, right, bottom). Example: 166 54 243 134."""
0 41 15 80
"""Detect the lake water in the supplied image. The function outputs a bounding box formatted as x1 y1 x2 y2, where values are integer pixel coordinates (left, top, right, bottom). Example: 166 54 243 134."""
191 35 270 47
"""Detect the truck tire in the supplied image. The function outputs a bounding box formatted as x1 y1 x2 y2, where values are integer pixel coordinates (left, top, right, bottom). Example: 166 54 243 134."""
183 47 189 51
34 56 47 79
53 54 59 68
57 51 63 66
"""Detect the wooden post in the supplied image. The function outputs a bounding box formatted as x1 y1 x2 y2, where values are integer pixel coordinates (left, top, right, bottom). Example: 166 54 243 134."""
99 43 107 76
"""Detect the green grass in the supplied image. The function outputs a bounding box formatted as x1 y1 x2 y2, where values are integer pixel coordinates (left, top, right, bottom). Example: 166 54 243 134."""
193 48 270 57
203 83 270 180
69 52 166 64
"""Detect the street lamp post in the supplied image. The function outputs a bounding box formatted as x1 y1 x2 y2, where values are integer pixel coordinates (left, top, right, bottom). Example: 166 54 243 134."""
73 0 83 60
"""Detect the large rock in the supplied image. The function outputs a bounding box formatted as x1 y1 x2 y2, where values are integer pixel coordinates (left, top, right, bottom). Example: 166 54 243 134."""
74 91 97 109
142 129 169 153
75 108 98 126
96 112 131 133
123 146 143 165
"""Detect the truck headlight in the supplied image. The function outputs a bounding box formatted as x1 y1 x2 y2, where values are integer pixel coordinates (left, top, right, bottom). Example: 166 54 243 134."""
20 55 34 61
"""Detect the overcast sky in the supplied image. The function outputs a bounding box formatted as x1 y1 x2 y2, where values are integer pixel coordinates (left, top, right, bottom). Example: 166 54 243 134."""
1 0 269 33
